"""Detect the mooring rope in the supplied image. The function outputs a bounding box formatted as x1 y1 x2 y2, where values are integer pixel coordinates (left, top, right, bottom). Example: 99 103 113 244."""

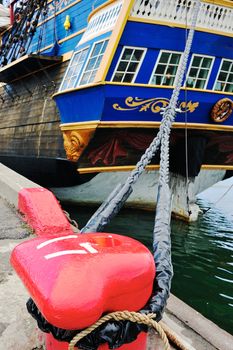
68 311 170 350
71 2 202 350
81 0 201 234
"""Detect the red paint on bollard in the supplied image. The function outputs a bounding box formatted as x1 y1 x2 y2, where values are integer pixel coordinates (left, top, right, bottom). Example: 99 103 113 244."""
18 188 73 236
45 332 147 350
12 233 155 330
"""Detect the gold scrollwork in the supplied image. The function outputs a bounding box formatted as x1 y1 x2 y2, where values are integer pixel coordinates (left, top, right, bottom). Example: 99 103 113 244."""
62 129 95 162
113 97 199 113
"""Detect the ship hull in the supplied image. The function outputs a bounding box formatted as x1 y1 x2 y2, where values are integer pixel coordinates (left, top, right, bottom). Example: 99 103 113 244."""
51 169 226 221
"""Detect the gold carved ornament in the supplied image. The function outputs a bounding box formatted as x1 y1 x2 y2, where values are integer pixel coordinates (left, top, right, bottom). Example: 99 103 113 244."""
113 97 199 113
63 129 95 162
210 98 233 123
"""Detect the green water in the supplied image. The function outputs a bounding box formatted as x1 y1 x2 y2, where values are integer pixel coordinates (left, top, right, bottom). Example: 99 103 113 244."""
63 198 233 335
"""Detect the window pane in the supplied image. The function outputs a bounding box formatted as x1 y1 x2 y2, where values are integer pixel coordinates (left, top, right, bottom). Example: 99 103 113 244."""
225 84 233 92
60 48 88 90
222 61 231 71
89 70 97 83
94 56 102 69
118 61 128 71
123 73 134 82
80 72 91 85
112 47 145 83
219 72 227 81
202 58 212 68
101 40 108 53
160 52 170 63
150 51 181 86
132 49 143 61
187 55 213 89
228 73 233 83
187 78 194 88
154 76 162 85
167 65 178 75
170 54 180 64
214 81 222 91
195 79 205 89
113 73 124 82
214 59 233 91
92 42 102 56
155 65 166 74
189 68 198 77
192 56 201 67
86 57 96 71
128 62 138 72
198 69 208 79
79 40 108 86
162 75 174 86
122 48 133 60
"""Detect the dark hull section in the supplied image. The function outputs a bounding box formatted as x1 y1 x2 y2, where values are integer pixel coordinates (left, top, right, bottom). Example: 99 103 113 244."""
0 155 96 187
0 61 80 186
76 127 233 176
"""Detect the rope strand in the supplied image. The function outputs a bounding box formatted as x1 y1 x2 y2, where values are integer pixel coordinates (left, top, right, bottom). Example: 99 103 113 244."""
68 311 170 350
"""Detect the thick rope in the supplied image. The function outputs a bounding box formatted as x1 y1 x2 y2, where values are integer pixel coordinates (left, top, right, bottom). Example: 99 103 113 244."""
68 311 170 350
159 321 195 350
81 0 201 234
149 0 201 321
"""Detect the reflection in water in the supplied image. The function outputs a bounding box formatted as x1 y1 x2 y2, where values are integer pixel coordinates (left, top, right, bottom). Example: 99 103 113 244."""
63 198 233 335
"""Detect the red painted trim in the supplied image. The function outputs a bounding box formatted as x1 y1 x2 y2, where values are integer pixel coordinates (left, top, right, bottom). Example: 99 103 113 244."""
45 332 147 350
18 188 74 236
10 0 18 24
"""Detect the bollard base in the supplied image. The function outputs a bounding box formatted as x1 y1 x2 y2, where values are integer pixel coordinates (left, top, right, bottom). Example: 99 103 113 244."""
45 332 147 350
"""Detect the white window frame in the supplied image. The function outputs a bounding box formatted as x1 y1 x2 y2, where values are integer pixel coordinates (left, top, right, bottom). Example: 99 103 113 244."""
149 50 183 86
59 46 89 91
77 38 109 86
185 54 215 90
111 46 147 83
213 58 233 92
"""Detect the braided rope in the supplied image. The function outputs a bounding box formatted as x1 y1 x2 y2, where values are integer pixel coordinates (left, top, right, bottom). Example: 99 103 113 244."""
158 0 201 187
81 0 201 234
68 311 170 350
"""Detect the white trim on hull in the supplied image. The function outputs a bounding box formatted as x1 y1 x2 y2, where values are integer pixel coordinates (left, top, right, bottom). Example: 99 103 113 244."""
51 169 226 222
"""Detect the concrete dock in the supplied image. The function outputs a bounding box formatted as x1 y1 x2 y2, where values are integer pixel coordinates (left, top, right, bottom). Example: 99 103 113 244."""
0 163 233 350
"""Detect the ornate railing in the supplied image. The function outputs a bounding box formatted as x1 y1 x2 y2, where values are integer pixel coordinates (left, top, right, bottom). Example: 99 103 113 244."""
131 0 233 35
79 0 123 44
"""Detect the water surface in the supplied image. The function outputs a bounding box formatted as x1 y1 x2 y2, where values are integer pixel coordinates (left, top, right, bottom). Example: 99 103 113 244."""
63 194 233 335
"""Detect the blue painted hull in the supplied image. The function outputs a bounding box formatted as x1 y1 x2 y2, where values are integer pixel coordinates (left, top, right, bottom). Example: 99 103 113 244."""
55 83 232 126
54 11 233 173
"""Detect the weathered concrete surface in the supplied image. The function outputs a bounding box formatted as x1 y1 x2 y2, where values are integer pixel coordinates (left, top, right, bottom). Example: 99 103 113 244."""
0 197 31 239
0 237 45 350
0 163 40 207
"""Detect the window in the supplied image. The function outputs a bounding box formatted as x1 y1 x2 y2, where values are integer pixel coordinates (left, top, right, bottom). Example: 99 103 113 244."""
186 55 214 89
214 59 233 93
111 47 146 83
150 51 182 86
79 40 108 85
60 48 89 90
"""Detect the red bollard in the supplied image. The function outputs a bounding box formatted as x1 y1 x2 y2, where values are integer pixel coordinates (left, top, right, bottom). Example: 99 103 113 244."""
11 233 155 349
45 332 147 350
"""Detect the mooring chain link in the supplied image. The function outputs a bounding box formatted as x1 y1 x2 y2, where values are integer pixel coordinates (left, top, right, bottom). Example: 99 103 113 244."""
68 311 170 350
